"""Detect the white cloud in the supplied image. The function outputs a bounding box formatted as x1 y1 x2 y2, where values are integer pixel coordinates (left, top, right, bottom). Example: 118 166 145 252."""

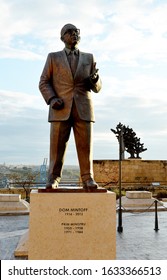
0 46 44 60
0 89 46 119
90 0 167 66
1 0 167 66
0 89 49 165
95 73 167 108
0 1 34 42
94 132 116 143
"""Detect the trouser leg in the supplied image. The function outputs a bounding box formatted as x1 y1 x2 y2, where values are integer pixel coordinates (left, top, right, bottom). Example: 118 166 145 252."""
72 103 94 182
73 121 94 182
48 121 71 182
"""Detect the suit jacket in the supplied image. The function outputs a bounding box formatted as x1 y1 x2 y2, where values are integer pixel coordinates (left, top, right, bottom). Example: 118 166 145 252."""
39 49 102 122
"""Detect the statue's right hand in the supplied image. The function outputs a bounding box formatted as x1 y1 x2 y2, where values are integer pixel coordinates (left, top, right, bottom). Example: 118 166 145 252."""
51 98 64 110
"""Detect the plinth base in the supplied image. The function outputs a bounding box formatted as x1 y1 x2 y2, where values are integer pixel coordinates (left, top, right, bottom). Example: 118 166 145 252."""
119 191 163 209
0 194 29 214
29 189 116 260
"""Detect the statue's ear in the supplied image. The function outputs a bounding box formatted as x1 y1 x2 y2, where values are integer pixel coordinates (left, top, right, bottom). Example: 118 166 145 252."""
60 36 64 42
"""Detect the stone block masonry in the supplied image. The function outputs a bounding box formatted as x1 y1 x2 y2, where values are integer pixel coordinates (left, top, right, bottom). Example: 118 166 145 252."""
93 160 167 186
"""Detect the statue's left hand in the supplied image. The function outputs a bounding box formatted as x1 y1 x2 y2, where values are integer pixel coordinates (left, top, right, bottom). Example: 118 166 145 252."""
89 63 99 82
90 68 99 80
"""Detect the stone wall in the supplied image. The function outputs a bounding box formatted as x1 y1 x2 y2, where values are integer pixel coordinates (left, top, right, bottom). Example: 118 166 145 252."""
93 160 167 187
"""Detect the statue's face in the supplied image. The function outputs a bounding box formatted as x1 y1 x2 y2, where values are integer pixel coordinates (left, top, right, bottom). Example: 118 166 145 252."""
62 28 80 49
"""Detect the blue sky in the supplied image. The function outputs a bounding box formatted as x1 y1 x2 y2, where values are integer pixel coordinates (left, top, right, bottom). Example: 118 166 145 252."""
0 0 167 165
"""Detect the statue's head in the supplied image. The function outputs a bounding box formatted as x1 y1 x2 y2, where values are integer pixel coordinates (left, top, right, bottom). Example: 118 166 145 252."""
60 23 80 48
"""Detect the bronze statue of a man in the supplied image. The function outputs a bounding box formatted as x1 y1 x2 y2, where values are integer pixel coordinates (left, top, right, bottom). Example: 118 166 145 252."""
39 23 102 190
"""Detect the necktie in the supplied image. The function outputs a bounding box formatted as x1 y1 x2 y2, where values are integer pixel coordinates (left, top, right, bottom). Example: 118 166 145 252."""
69 51 77 76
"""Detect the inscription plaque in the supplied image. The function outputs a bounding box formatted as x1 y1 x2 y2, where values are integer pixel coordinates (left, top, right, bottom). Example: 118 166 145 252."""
59 207 88 235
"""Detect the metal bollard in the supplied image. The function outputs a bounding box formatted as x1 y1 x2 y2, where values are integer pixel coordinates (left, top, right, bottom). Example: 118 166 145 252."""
154 200 159 231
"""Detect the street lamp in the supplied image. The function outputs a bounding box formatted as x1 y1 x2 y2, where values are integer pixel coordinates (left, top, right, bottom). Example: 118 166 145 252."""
111 127 124 233
117 128 124 233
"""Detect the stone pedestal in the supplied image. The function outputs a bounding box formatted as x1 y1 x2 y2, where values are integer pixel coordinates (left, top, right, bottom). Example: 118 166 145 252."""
29 189 116 260
126 191 152 199
0 194 29 214
120 191 163 209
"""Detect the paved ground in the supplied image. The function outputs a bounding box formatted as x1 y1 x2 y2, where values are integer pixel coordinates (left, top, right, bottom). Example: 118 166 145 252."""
0 209 167 260
116 211 167 259
0 215 29 260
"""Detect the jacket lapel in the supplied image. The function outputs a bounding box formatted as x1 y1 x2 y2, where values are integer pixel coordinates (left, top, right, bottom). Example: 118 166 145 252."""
74 51 85 79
